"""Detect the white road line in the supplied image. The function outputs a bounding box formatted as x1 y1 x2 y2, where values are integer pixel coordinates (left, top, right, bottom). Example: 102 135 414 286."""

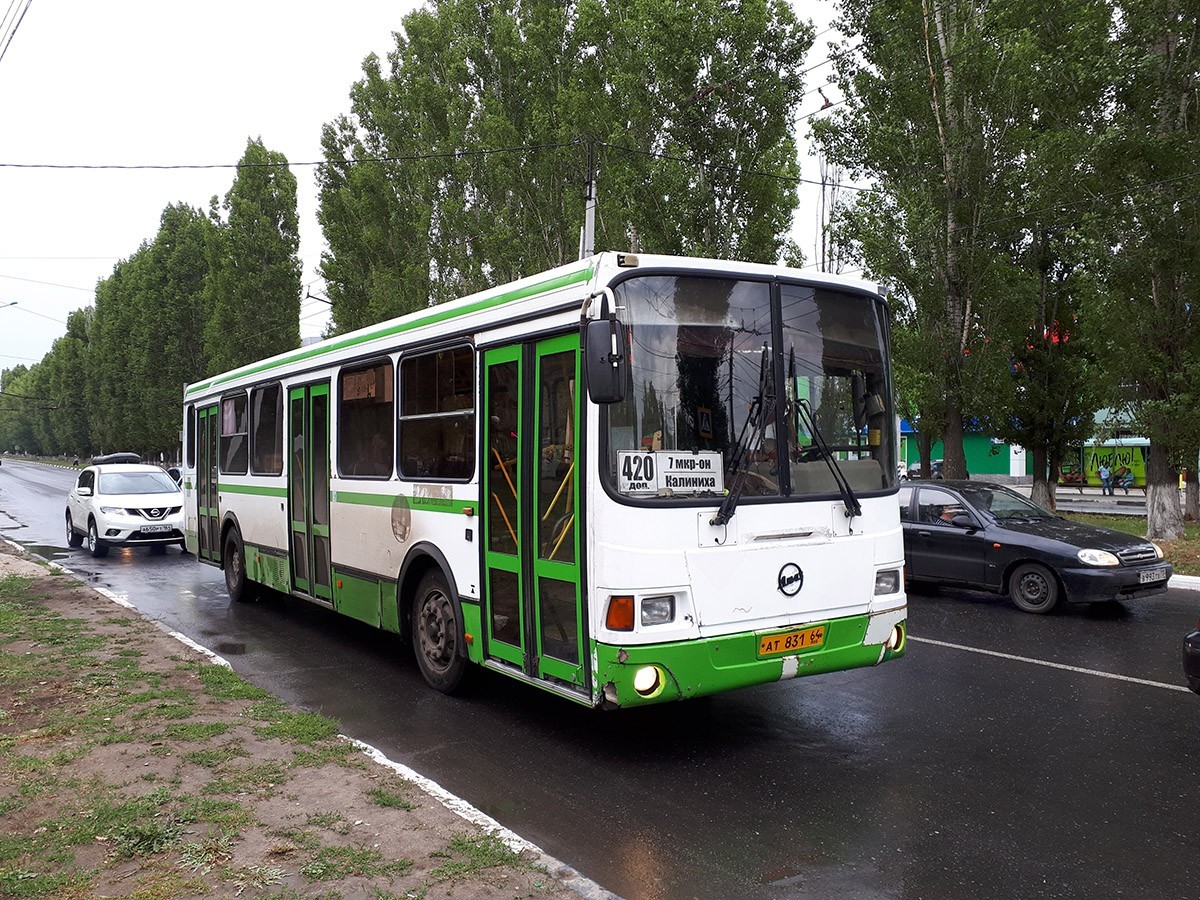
909 635 1192 692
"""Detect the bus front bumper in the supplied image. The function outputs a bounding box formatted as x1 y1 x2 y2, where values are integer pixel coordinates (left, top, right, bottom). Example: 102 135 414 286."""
594 606 907 708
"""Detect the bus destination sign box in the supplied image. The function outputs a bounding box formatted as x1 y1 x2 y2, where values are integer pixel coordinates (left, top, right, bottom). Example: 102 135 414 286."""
617 450 725 496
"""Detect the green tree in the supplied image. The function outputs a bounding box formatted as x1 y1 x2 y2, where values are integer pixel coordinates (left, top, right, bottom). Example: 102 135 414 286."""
1098 0 1199 539
814 0 1027 480
205 138 302 373
318 0 812 334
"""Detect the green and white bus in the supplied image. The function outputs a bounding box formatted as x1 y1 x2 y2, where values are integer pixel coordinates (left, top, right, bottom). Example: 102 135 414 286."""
181 252 907 708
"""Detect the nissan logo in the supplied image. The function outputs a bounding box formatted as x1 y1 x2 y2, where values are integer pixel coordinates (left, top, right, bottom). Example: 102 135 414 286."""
777 563 804 597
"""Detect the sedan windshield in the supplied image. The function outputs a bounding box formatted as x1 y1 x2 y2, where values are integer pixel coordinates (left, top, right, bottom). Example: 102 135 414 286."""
959 484 1054 520
603 273 895 502
98 471 180 495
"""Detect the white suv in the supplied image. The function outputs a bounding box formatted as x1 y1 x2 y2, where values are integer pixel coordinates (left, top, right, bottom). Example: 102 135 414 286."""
65 454 185 557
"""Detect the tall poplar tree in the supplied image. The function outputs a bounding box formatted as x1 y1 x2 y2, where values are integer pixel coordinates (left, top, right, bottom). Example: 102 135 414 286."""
205 138 302 373
318 0 812 334
1099 0 1199 539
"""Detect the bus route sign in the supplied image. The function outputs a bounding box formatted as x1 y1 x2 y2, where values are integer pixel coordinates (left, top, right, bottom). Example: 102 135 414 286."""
617 450 725 496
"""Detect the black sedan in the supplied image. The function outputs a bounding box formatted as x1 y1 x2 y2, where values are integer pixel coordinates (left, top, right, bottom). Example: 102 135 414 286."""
898 480 1172 614
1185 624 1200 694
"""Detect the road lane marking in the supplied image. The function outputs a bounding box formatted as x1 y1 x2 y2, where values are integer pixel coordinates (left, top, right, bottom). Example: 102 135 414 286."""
909 635 1192 692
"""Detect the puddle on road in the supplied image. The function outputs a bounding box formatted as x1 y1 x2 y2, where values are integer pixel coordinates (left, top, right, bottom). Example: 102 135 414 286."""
216 642 246 656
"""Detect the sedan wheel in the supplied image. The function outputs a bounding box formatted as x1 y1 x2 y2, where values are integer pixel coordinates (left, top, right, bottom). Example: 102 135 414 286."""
1010 562 1060 614
86 520 109 558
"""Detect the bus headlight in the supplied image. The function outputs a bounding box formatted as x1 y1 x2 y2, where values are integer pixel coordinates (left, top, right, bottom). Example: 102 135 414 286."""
874 569 900 595
633 665 663 696
641 595 675 626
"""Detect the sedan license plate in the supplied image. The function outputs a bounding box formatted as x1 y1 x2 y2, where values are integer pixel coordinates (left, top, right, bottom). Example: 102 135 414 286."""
141 524 170 534
757 624 826 658
1139 567 1168 584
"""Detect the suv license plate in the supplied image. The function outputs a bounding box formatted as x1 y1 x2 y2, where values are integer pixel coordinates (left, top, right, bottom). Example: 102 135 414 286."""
1139 567 1167 584
142 524 170 534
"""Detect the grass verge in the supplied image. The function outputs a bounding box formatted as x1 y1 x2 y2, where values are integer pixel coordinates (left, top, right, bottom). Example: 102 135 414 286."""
0 566 572 899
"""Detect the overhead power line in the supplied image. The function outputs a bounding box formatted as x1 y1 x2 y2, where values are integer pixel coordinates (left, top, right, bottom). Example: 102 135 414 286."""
0 0 33 68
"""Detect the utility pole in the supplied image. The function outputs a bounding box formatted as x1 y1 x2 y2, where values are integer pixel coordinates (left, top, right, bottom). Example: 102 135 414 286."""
579 140 596 260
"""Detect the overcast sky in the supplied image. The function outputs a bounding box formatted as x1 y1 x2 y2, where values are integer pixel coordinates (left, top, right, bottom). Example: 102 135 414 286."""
0 0 837 374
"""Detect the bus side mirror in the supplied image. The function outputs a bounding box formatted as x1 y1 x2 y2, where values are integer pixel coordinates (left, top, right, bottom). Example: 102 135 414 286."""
584 317 628 404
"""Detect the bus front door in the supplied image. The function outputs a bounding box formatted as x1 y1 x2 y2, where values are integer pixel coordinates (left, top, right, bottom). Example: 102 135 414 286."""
196 404 220 563
483 336 585 693
288 383 333 602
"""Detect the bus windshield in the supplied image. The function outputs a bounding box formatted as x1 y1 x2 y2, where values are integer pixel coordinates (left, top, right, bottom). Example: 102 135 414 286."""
604 274 895 502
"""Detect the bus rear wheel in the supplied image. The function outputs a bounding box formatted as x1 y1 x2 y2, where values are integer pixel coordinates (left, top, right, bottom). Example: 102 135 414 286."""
412 570 467 693
223 529 256 603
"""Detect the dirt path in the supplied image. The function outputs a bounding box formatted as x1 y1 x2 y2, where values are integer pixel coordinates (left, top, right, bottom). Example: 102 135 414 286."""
0 545 601 899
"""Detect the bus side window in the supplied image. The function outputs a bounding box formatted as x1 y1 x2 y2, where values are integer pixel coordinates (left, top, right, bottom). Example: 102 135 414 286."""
220 393 249 474
338 360 395 478
399 346 475 480
251 383 284 476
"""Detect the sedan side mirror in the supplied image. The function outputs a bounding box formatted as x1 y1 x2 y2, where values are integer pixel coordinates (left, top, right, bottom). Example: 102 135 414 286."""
951 514 976 530
77 486 92 497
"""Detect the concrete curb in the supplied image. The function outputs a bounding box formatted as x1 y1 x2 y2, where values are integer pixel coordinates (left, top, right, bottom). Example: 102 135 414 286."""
1170 574 1200 592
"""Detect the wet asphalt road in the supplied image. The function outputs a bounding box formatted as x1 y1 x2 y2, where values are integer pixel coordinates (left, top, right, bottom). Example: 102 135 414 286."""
2 458 1198 900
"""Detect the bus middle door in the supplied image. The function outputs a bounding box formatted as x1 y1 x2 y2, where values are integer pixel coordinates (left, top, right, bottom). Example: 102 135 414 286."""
482 335 586 694
196 404 220 563
288 382 333 602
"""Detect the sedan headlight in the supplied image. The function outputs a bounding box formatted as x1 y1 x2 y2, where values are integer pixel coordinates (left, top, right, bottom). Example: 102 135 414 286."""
1152 542 1164 560
1077 548 1120 567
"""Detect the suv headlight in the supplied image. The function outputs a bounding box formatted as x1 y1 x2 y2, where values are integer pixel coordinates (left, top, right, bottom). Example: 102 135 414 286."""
1077 548 1120 567
99 506 126 515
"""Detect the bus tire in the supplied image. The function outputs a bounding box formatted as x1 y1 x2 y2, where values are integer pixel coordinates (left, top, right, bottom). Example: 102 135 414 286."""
412 569 467 693
223 529 256 603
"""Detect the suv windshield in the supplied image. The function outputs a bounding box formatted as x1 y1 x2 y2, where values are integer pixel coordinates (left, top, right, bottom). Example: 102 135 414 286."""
603 274 895 502
98 471 180 495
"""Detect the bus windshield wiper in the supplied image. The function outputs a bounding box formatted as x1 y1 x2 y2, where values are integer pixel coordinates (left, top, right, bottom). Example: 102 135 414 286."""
711 344 770 528
794 398 862 519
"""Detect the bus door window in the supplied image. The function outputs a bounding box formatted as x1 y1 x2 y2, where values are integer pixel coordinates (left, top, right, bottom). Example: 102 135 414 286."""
536 350 579 666
488 362 520 555
485 357 522 651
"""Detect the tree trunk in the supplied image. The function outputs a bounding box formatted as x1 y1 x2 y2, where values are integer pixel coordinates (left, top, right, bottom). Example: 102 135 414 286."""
1031 444 1055 511
1145 443 1184 540
942 395 967 479
918 431 934 478
1186 461 1199 522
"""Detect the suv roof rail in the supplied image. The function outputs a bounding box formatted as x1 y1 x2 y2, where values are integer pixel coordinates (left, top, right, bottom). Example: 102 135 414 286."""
91 452 142 466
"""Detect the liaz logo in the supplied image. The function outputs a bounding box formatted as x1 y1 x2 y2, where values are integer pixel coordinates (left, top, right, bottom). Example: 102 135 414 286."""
777 563 804 597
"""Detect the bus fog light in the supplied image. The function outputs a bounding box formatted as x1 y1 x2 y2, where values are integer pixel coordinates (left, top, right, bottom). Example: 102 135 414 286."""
875 569 900 595
885 624 905 651
641 595 675 626
633 665 662 696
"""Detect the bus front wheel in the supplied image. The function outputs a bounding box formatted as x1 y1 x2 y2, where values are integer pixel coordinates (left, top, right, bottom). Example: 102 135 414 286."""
412 570 467 693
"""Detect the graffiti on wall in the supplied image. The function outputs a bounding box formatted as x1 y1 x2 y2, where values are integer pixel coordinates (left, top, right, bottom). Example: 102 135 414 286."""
1083 445 1146 488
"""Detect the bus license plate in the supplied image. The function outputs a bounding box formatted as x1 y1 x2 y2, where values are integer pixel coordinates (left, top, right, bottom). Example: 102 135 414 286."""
142 524 170 534
1139 567 1167 584
758 624 826 658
